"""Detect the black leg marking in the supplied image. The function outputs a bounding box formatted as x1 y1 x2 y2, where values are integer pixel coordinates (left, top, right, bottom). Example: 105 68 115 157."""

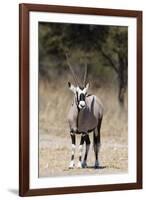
71 155 74 161
71 134 76 146
97 117 102 144
93 131 98 161
93 117 102 168
83 134 90 162
80 135 85 145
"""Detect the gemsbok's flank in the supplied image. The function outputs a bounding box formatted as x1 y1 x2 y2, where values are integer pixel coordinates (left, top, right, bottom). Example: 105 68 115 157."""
66 54 104 169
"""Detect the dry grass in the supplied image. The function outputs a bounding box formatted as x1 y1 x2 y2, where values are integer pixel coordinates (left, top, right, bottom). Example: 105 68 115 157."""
39 77 128 177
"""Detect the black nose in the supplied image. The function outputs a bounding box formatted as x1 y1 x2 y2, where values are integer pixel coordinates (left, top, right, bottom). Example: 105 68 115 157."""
81 104 85 108
80 93 85 101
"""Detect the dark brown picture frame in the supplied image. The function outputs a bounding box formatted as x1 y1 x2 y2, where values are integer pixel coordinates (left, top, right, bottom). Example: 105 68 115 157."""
19 3 143 197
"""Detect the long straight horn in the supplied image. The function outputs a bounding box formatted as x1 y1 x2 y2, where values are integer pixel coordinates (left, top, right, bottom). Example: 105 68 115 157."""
83 62 87 87
65 53 79 86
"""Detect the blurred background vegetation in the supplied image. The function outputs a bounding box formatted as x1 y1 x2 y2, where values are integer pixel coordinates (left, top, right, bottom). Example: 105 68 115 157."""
39 22 128 105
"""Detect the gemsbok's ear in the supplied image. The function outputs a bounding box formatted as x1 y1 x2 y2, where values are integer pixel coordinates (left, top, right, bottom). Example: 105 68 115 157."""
83 83 89 93
86 83 89 90
68 82 76 93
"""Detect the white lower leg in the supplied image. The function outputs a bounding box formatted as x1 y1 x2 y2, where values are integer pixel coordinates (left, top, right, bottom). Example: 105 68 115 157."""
69 160 75 168
69 144 76 168
77 144 83 168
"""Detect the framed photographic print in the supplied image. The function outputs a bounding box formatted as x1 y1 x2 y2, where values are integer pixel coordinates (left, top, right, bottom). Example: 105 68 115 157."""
19 3 142 196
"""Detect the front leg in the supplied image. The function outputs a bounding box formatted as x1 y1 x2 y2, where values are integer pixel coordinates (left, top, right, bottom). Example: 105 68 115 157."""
69 133 76 169
77 134 85 168
82 134 90 168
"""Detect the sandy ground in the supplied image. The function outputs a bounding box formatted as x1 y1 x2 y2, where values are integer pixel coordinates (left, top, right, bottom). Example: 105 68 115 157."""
39 127 128 177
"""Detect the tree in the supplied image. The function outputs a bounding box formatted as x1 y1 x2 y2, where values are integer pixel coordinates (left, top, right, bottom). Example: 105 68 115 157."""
98 27 128 105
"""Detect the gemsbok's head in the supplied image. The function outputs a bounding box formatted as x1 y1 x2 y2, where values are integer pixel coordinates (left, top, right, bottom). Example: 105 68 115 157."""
68 82 89 110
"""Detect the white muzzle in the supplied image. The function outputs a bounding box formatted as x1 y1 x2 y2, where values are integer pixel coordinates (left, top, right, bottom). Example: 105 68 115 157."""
79 101 85 109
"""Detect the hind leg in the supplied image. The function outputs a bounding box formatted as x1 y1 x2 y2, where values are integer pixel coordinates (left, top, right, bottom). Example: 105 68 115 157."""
82 134 90 168
93 128 100 168
93 118 102 168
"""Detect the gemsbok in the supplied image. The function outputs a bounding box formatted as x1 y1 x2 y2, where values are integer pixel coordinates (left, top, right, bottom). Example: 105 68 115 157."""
66 54 104 169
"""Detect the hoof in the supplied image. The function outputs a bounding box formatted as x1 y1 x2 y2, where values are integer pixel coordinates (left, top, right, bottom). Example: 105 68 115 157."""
94 161 99 169
77 161 82 169
82 161 87 168
69 161 75 169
